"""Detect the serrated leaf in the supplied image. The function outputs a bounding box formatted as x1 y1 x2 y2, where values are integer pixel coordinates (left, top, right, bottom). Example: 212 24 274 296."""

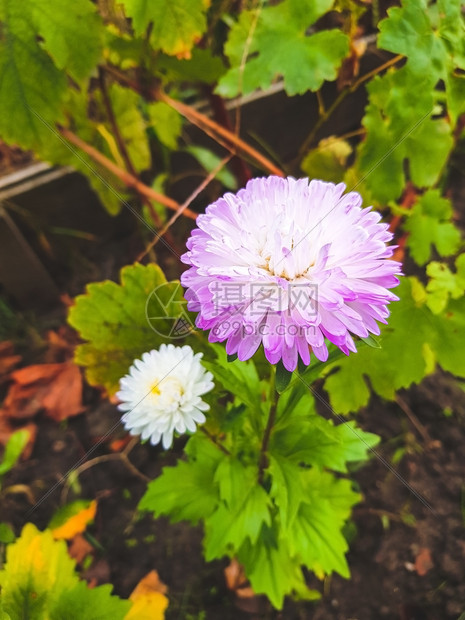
268 456 307 528
238 523 307 609
139 436 223 524
217 0 349 97
30 0 102 83
0 524 130 619
204 344 264 417
288 470 360 578
324 277 465 413
0 1 66 150
358 67 453 203
157 48 226 84
0 0 102 150
378 0 465 82
122 0 208 58
404 190 461 266
271 416 379 473
53 581 131 620
425 255 465 314
68 264 191 394
204 460 271 560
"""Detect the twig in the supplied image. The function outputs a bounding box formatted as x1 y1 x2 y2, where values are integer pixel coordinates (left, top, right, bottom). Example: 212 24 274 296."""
160 92 284 177
137 154 231 260
98 68 163 228
101 65 284 177
61 450 149 503
205 88 251 186
298 54 404 157
58 127 197 219
199 426 231 455
396 395 433 445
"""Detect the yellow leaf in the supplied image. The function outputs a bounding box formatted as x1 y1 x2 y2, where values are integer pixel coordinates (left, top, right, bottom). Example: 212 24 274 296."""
125 570 169 620
52 500 97 540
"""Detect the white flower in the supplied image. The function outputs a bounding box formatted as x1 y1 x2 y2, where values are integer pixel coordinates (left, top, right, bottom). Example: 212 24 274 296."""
116 344 214 449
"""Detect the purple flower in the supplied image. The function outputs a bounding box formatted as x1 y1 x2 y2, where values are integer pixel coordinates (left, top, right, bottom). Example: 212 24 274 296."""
181 177 402 371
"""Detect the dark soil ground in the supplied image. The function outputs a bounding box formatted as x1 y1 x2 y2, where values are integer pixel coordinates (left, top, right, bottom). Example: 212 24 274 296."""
1 332 465 620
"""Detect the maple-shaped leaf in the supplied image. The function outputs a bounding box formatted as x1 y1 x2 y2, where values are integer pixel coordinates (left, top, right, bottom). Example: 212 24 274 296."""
121 0 208 58
0 0 102 150
238 523 309 609
404 190 461 266
324 277 465 413
378 0 465 127
378 0 465 82
358 67 453 203
271 417 379 474
68 264 194 394
139 435 223 524
425 255 465 314
203 459 272 560
0 524 131 619
216 0 349 97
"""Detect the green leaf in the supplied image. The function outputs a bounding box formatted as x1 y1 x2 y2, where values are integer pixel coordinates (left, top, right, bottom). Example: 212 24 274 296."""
358 67 453 203
0 524 130 619
30 0 102 83
106 84 151 172
301 137 352 183
121 0 208 58
204 344 264 417
148 102 183 150
0 0 102 150
157 48 226 84
0 0 66 150
139 435 223 524
268 456 307 528
271 416 379 473
204 459 271 560
186 146 238 191
404 190 461 266
217 0 349 97
288 470 360 579
275 360 293 393
425 255 465 314
52 581 130 620
378 0 465 82
68 264 192 394
0 429 29 480
238 523 307 609
324 277 465 412
0 523 15 544
48 500 94 531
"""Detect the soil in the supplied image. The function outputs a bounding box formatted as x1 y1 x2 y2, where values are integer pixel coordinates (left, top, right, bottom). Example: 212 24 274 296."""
1 324 465 620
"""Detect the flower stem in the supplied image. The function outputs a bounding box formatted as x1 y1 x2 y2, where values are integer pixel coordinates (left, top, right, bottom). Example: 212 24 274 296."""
258 369 278 484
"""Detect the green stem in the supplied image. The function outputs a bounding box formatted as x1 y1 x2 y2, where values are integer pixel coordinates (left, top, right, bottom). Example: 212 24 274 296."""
258 369 279 484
